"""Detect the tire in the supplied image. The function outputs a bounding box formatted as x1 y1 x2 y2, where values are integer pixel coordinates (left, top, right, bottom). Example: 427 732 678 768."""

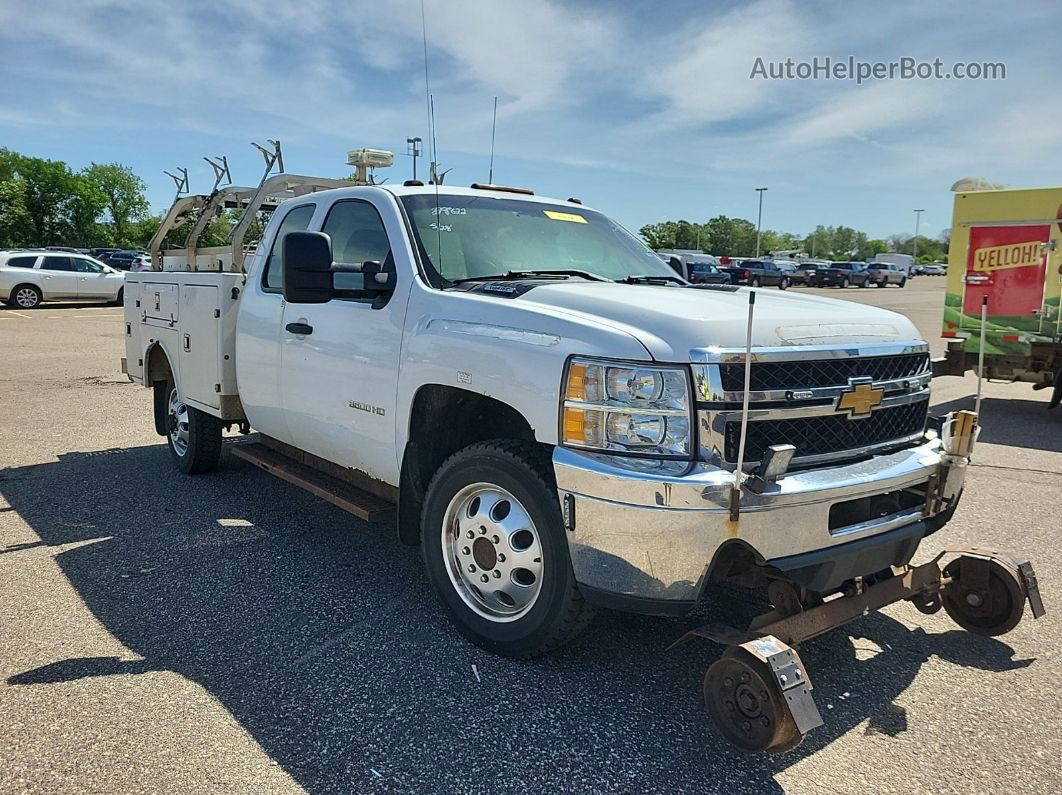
421 439 594 658
164 379 223 474
898 278 907 288
874 279 885 287
7 284 42 309
751 278 762 288
840 278 850 288
111 287 124 307
778 278 789 290
858 279 869 288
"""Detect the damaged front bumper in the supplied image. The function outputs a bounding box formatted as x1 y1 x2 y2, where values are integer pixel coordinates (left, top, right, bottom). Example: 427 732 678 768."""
554 422 971 614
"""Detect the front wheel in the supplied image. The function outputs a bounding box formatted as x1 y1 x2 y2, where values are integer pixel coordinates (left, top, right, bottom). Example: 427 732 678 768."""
165 380 223 474
421 440 593 658
778 278 789 290
751 278 762 288
898 278 907 288
111 287 124 306
858 279 869 288
840 278 850 288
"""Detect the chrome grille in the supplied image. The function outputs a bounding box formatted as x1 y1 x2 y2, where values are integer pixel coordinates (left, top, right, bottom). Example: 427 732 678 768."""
723 398 929 463
692 343 933 468
717 352 930 392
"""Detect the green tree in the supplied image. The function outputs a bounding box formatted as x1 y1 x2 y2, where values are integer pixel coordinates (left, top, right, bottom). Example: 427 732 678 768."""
83 162 148 248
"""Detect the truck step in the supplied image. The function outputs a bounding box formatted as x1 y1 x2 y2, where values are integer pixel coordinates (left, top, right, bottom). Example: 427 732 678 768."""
230 442 395 523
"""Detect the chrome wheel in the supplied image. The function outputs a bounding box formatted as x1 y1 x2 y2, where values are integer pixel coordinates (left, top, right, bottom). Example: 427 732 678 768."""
167 387 190 457
441 483 544 622
15 287 39 308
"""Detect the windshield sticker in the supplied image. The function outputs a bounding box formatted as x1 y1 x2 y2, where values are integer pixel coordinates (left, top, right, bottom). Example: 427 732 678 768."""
429 222 453 232
543 210 587 224
432 206 466 216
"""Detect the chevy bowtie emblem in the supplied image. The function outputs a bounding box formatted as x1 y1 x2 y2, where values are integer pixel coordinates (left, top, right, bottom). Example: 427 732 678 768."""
836 379 884 418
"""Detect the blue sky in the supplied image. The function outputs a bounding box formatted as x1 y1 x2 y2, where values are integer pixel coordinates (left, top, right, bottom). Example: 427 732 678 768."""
1 0 1058 242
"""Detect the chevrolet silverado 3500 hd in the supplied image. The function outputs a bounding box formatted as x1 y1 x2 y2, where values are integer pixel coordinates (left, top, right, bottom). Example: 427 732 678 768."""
123 177 1043 752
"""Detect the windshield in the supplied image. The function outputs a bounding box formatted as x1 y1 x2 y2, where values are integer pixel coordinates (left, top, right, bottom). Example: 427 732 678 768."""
400 194 676 283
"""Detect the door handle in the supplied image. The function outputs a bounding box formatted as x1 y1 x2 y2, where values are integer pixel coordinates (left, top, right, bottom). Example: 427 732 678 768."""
285 322 313 335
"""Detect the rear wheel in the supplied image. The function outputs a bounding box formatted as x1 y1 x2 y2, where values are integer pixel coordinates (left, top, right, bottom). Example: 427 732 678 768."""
875 279 885 287
858 279 869 288
165 379 223 474
8 284 42 309
422 440 593 658
751 277 762 288
840 278 850 288
778 278 789 290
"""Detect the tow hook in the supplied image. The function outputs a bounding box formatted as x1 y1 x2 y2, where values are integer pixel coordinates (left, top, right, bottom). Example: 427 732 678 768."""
671 547 1045 753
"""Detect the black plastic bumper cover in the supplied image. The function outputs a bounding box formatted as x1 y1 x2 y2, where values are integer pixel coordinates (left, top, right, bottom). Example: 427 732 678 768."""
768 520 927 593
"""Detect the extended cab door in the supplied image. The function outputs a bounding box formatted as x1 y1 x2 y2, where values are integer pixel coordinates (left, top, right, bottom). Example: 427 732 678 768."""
37 255 80 298
235 201 319 446
278 195 409 484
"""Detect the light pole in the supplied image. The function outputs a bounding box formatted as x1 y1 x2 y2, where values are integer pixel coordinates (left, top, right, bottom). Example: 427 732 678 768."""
912 208 924 265
755 187 768 257
407 136 423 181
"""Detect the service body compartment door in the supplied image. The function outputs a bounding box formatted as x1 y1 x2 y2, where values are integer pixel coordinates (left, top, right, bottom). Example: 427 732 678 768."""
142 282 180 328
179 285 221 411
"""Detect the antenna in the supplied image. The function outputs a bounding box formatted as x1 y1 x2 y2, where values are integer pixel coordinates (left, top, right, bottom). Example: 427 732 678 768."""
163 167 189 201
203 155 231 193
251 139 284 183
488 96 498 184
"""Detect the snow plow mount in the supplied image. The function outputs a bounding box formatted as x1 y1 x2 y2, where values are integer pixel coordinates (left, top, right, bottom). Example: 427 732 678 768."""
673 546 1045 753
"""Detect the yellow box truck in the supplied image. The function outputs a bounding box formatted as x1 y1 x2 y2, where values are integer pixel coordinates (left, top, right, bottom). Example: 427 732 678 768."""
935 184 1062 407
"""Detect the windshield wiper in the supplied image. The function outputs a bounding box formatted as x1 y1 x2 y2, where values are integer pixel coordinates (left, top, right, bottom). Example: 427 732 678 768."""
617 274 688 285
450 269 607 285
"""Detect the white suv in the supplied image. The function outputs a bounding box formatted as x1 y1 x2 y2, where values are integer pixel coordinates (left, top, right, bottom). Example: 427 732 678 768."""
0 251 125 308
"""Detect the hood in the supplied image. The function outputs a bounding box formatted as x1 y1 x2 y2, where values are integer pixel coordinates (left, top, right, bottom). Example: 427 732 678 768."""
514 282 921 361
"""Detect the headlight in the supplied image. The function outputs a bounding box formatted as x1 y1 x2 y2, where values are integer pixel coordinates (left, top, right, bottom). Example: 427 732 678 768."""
561 357 692 457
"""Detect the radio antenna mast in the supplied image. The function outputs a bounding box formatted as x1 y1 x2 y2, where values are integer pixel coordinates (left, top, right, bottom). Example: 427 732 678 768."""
488 96 498 184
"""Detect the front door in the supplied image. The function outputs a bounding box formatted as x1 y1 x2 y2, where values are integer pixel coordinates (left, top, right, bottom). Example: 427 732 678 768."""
73 257 121 299
279 196 407 484
37 256 80 298
962 225 1050 345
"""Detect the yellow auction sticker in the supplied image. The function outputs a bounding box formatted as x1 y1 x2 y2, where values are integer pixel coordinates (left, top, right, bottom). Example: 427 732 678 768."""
543 210 587 224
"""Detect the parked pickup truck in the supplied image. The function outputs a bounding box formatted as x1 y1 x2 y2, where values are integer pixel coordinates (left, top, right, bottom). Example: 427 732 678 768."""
865 262 908 287
123 176 1043 752
720 258 792 289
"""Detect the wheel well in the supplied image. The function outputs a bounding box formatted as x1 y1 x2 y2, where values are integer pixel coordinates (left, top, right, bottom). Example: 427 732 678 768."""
10 283 42 297
145 343 173 385
397 384 538 545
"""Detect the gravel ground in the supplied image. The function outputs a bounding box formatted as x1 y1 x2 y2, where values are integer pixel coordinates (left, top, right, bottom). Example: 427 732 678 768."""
0 279 1059 794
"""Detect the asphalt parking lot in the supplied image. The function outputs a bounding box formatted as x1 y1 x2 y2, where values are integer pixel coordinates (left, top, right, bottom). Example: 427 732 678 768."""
1 278 1059 794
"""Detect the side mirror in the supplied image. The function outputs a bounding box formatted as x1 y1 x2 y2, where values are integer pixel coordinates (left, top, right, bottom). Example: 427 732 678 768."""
360 260 396 293
283 231 334 303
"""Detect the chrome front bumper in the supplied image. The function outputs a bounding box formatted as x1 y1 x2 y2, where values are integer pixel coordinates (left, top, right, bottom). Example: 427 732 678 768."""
553 435 967 609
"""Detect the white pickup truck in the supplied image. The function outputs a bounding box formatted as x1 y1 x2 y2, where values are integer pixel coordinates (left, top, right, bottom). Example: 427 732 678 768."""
123 179 1042 752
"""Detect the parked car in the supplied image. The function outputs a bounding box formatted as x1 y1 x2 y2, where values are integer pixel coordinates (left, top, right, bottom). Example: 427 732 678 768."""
0 251 125 308
922 264 947 276
129 254 152 272
774 261 806 286
99 250 148 270
866 262 908 287
687 261 732 285
90 247 121 260
809 261 872 288
720 258 792 289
